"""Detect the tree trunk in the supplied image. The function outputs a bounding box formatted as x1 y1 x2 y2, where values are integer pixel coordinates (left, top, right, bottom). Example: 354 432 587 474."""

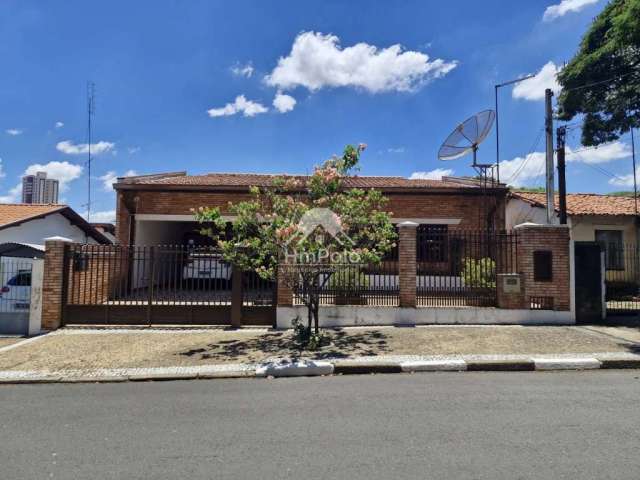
313 300 320 334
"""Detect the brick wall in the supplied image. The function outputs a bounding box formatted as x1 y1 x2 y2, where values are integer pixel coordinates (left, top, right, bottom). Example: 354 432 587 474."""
515 224 571 311
116 189 506 245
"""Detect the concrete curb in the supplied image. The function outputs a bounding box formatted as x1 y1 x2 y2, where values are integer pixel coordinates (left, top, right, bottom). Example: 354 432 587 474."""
2 353 640 384
533 358 601 371
466 359 535 371
334 360 402 375
256 360 334 378
401 360 467 372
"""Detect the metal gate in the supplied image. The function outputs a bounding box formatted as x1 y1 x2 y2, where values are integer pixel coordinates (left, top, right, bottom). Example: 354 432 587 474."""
601 242 640 318
574 242 604 323
62 244 276 326
416 228 518 307
0 259 34 334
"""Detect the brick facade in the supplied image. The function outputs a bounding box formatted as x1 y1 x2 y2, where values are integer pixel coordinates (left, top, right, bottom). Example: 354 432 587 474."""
115 189 507 245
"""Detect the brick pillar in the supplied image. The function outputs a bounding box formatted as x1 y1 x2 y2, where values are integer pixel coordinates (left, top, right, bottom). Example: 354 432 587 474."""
276 262 293 306
398 221 417 308
41 239 72 331
514 223 571 311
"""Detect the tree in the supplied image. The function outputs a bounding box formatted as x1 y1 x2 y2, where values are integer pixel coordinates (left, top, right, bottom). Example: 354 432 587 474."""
557 0 640 146
193 145 396 344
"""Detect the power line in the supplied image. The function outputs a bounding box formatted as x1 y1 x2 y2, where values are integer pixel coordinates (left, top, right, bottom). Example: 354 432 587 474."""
506 126 545 184
560 66 640 94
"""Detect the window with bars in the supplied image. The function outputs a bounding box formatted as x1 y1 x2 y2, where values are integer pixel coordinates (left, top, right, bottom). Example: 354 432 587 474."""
595 230 624 270
417 225 448 262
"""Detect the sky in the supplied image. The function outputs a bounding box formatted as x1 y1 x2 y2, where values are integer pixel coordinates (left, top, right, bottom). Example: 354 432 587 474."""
0 0 635 223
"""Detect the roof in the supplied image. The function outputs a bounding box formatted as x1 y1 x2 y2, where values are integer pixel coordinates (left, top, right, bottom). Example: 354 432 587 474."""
0 242 45 259
0 204 112 244
115 171 505 193
0 204 65 226
511 191 639 217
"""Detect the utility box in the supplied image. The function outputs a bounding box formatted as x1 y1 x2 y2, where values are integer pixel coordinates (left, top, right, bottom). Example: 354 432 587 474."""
501 273 521 294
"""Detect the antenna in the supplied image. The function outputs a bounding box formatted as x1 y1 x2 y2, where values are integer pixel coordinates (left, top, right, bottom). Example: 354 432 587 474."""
438 109 497 229
86 81 95 222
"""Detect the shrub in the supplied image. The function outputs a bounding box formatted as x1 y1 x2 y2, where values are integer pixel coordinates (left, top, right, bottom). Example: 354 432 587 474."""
461 257 496 288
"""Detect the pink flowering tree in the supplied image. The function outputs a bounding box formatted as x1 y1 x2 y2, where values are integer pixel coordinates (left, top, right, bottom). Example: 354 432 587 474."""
194 144 396 343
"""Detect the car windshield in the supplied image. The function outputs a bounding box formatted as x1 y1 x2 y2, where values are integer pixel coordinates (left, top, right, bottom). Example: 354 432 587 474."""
8 272 31 286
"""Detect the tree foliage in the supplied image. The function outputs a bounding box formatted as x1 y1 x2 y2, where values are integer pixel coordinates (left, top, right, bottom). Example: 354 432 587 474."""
194 145 396 342
557 0 640 146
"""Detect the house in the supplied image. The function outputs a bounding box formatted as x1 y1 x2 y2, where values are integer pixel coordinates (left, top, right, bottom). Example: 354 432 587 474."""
507 191 638 282
91 223 116 243
113 171 509 246
0 204 112 249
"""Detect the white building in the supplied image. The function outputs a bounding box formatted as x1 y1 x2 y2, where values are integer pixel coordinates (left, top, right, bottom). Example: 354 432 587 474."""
21 172 59 204
0 204 111 249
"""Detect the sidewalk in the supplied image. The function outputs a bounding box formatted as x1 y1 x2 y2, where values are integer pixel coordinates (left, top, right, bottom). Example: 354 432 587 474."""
1 325 639 383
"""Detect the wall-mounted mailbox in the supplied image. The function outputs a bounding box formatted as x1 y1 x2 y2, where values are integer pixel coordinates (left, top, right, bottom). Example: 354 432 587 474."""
501 274 521 294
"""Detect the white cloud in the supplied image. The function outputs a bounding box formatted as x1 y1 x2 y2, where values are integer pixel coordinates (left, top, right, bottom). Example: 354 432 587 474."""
6 128 23 136
0 160 83 202
512 62 561 101
82 210 116 223
543 0 599 21
100 169 137 191
0 158 5 179
207 95 268 118
502 141 631 186
55 121 64 129
608 168 640 187
272 92 297 113
127 146 141 154
56 140 115 155
387 147 406 154
230 62 254 78
409 168 454 180
0 184 22 203
25 161 83 192
565 142 632 164
264 31 458 94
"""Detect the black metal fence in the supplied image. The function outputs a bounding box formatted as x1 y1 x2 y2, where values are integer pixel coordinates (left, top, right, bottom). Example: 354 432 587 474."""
63 244 276 325
290 260 399 306
602 242 640 313
416 228 518 307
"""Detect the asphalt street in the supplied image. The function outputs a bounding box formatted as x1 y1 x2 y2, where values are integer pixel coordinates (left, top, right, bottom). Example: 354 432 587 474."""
2 371 640 479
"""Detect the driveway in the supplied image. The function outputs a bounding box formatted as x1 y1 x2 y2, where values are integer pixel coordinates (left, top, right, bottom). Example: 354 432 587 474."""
1 371 640 479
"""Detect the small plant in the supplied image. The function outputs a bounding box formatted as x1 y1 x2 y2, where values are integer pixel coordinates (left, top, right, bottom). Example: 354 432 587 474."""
461 257 496 288
327 269 369 290
291 317 327 351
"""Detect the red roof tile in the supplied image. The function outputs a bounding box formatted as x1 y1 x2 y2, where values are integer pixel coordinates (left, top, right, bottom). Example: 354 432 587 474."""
512 191 639 216
0 203 66 228
118 172 483 190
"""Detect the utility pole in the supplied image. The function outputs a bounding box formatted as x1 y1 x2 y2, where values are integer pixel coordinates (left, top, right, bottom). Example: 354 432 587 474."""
86 81 95 223
556 126 567 225
632 128 637 216
544 88 555 224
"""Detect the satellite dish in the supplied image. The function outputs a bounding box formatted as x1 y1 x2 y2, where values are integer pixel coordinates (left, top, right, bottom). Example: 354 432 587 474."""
438 109 495 166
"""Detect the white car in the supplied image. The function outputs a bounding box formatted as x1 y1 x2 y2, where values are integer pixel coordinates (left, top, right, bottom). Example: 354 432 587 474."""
182 252 232 281
0 270 32 312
